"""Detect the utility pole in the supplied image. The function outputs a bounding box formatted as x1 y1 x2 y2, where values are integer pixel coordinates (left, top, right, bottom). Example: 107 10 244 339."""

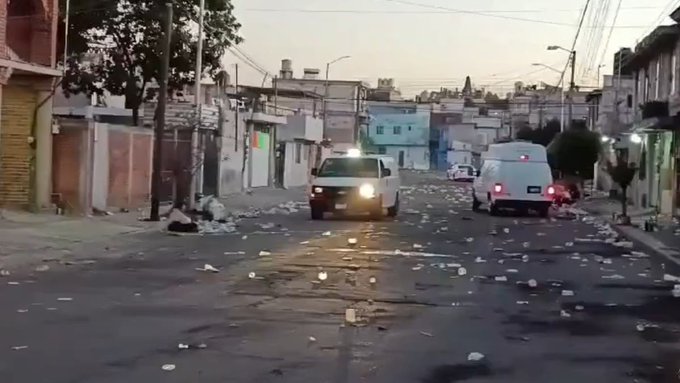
188 0 206 210
323 63 330 138
234 63 239 152
150 3 173 221
568 50 576 130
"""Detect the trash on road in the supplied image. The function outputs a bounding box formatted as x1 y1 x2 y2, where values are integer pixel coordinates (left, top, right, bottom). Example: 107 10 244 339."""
561 290 575 297
420 331 433 337
522 255 530 262
664 274 680 283
161 364 176 371
495 276 508 282
300 241 310 245
412 265 424 271
467 352 485 361
517 301 529 305
523 242 531 248
602 274 625 280
458 267 468 276
560 310 572 318
0 269 9 277
11 346 28 351
369 276 377 284
506 269 518 273
465 237 475 243
413 243 424 249
318 271 328 281
35 265 50 272
241 235 248 240
575 305 585 311
348 238 358 246
322 231 332 236
503 228 510 234
613 241 634 248
565 242 574 247
474 257 486 263
196 264 219 273
57 297 73 301
528 279 538 288
345 308 357 324
248 272 256 279
259 250 272 256
308 336 317 343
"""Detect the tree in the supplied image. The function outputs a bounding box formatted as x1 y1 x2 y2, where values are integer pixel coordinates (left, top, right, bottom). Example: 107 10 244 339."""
548 129 601 180
61 0 242 124
514 119 560 147
606 158 637 223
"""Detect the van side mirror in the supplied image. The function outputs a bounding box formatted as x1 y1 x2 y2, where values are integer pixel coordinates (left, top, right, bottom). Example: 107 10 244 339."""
311 168 318 176
382 168 391 177
475 170 481 177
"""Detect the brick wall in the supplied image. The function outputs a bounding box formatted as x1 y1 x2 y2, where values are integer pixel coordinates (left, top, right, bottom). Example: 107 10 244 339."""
6 0 57 66
108 129 153 209
52 126 85 211
0 86 36 208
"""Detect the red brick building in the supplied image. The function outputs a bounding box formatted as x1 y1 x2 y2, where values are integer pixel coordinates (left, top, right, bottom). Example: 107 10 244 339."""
0 0 61 209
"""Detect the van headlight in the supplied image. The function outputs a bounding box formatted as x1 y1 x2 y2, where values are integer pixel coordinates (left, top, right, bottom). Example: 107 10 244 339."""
313 186 323 194
359 184 376 199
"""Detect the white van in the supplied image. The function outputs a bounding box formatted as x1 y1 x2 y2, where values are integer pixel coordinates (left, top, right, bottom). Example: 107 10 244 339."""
309 152 400 220
472 142 555 216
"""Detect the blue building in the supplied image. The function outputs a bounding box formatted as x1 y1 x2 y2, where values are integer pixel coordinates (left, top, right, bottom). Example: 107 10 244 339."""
365 102 430 169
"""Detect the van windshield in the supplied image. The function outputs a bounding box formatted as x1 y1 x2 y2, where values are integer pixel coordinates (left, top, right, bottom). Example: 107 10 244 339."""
317 158 379 178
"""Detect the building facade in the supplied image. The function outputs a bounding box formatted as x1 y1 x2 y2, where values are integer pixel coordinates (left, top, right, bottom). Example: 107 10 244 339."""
0 0 61 210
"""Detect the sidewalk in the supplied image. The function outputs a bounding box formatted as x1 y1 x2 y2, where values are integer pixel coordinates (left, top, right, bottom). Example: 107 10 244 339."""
0 186 307 269
579 196 680 265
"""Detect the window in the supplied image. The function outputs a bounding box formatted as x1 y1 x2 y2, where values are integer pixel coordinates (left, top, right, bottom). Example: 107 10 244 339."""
627 95 633 109
408 126 412 131
295 143 301 164
378 146 386 154
393 126 402 135
672 52 677 95
376 125 384 135
317 158 379 178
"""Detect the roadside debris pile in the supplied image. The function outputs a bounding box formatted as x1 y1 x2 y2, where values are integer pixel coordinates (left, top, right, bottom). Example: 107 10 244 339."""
263 201 307 215
166 196 237 234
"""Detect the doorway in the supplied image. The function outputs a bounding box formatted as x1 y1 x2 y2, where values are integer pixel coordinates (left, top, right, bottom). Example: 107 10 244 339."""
398 150 405 168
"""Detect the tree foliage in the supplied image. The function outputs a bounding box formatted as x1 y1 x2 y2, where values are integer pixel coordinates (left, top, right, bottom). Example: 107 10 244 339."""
61 0 242 123
515 118 561 147
606 158 637 218
548 129 602 179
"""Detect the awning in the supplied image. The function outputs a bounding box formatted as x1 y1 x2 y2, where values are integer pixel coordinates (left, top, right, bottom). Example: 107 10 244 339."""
631 115 680 133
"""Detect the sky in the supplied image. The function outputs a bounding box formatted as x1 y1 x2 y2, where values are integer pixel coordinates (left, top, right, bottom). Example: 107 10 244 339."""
228 0 678 96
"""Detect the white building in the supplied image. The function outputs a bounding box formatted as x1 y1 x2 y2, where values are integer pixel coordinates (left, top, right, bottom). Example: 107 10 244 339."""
277 115 325 189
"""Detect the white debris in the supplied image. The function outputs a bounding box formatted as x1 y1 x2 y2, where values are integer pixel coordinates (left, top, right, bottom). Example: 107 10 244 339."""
575 305 585 311
318 271 328 281
613 241 634 248
420 331 433 337
169 208 192 224
322 231 332 236
602 258 613 265
465 237 475 243
495 276 508 282
413 243 424 249
565 242 574 247
223 251 245 255
248 272 256 279
561 290 575 297
258 250 272 256
467 352 485 361
308 336 317 343
241 235 248 240
0 269 9 277
35 265 50 272
528 279 538 288
522 255 530 263
348 238 358 246
457 267 468 276
7 281 19 286
345 308 357 324
300 241 310 245
523 242 531 248
602 274 625 280
474 257 487 263
369 276 377 284
517 301 529 305
198 220 236 234
161 364 176 371
178 343 189 350
560 310 572 318
664 274 680 283
506 269 518 273
197 264 219 273
11 346 28 351
57 297 73 302
503 228 510 234
17 309 28 313
412 265 424 271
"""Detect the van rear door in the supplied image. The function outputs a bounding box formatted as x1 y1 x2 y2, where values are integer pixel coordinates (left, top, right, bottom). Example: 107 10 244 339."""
500 162 552 201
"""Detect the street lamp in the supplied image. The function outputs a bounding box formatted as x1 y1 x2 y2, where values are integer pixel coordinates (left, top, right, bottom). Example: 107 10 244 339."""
323 55 351 138
548 45 576 130
532 63 566 132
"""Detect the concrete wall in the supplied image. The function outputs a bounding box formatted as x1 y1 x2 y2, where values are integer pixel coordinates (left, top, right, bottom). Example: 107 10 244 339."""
369 113 430 146
283 141 311 188
384 146 429 170
447 150 472 166
280 115 323 143
219 110 247 195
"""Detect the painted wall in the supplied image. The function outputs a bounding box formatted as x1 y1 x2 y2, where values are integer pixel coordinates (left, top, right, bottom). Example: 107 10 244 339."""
384 146 429 170
283 141 311 188
250 128 270 188
369 112 430 146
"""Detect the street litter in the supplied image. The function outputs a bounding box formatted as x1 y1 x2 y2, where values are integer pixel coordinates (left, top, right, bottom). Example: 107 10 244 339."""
561 290 575 296
465 237 475 243
258 250 272 256
522 255 530 262
528 279 538 288
413 243 424 249
322 231 332 236
602 274 625 280
495 276 508 282
308 336 317 343
345 308 357 324
318 271 328 281
0 270 9 277
467 352 485 361
517 301 529 305
167 209 199 233
575 305 585 311
664 274 680 283
348 238 358 246
57 297 73 301
196 264 219 273
503 228 510 234
17 309 28 313
223 251 245 255
369 276 377 284
35 265 49 272
257 222 276 230
420 331 433 337
11 346 28 351
161 364 176 371
7 282 19 285
560 310 572 318
412 265 424 271
613 241 634 248
565 242 574 247
458 267 468 276
523 242 530 248
300 241 309 245
673 285 680 298
241 235 248 240
474 257 487 263
248 272 256 279
342 256 353 261
506 269 518 273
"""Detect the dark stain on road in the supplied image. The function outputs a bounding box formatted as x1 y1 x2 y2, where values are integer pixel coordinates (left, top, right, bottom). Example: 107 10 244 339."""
504 314 610 336
421 362 497 383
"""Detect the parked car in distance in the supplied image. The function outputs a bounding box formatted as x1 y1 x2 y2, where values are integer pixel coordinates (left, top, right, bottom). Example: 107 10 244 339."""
447 164 477 182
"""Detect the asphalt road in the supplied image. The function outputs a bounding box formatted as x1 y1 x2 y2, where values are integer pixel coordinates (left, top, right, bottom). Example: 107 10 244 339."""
2 171 680 383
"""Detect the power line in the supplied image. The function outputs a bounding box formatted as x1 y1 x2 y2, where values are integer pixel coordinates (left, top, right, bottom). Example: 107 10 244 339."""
596 0 623 72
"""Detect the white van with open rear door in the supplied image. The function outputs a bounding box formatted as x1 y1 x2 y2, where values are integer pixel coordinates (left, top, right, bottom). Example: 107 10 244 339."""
472 142 555 217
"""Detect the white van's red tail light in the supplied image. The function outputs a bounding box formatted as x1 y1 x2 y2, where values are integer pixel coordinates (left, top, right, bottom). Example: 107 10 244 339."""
493 183 504 194
547 185 556 196
520 154 529 161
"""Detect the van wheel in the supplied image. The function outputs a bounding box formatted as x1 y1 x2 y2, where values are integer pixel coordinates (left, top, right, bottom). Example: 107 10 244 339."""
387 194 399 217
472 194 481 212
311 206 324 220
489 202 500 216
